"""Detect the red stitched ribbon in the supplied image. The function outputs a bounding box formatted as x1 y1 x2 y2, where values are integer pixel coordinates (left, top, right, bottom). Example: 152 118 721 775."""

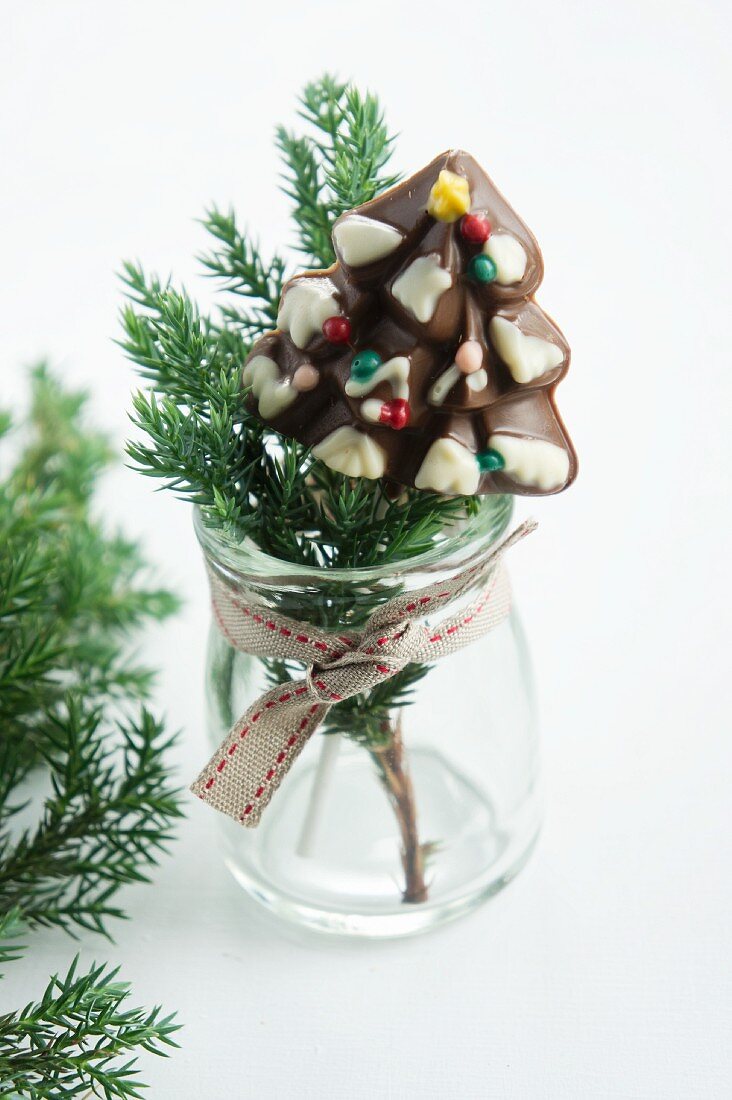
191 520 536 826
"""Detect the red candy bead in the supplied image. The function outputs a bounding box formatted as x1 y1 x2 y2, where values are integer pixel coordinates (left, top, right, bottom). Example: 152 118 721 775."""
460 212 491 244
379 399 410 431
322 316 352 344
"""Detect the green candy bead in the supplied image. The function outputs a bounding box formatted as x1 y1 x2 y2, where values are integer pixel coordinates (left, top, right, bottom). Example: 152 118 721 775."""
467 254 498 284
350 349 382 382
476 448 505 473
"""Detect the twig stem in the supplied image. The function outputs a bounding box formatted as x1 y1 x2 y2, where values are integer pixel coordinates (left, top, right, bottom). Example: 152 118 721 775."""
371 713 428 904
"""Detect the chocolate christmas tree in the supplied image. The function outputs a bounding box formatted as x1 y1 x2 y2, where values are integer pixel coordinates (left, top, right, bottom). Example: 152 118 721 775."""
243 150 576 496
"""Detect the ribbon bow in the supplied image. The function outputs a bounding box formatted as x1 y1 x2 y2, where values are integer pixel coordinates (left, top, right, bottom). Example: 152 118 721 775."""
191 520 536 826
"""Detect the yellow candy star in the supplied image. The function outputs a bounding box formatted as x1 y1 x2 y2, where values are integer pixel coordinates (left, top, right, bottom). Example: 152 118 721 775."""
426 170 471 223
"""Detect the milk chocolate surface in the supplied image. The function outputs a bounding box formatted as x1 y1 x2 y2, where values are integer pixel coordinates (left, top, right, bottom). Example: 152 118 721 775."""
242 150 576 497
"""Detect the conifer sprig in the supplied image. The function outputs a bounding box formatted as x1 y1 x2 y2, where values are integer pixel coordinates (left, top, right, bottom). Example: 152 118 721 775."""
1 367 179 768
0 910 24 973
199 211 287 338
276 75 401 266
0 367 182 934
0 700 181 937
0 366 180 1096
0 955 179 1099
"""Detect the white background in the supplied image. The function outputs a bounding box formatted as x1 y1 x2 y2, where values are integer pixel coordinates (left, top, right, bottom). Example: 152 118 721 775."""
2 1 731 1096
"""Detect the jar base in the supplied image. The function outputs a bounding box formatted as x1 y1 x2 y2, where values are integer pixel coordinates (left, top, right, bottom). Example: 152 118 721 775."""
219 744 542 939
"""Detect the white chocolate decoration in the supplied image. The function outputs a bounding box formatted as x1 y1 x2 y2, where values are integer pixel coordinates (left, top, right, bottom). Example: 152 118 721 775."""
292 363 319 391
455 340 483 374
392 255 452 323
415 438 480 495
242 355 297 419
483 233 527 285
488 433 570 491
361 398 384 423
489 316 564 384
312 426 387 480
277 279 340 349
428 364 460 406
429 363 488 406
345 356 410 401
333 215 404 266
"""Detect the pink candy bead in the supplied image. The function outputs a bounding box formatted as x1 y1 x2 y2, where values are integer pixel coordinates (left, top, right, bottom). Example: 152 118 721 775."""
292 364 320 392
455 340 483 375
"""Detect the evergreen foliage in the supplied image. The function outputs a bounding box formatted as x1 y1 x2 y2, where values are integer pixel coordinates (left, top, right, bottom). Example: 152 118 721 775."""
0 367 181 1096
0 950 179 1099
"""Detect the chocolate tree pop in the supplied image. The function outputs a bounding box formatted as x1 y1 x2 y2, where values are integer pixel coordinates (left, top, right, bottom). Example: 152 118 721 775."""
244 149 575 496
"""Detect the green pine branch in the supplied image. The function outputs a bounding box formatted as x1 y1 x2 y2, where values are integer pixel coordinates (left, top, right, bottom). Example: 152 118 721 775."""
0 955 179 1099
0 366 182 934
275 129 333 268
198 210 287 339
275 75 401 267
0 910 24 974
0 700 181 937
0 365 181 1097
1 366 179 766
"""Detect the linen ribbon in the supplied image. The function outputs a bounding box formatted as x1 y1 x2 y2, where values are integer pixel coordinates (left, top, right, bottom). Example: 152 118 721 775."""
191 519 536 826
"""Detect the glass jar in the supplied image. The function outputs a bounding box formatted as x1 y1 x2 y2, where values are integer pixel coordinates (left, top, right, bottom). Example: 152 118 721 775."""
196 496 540 939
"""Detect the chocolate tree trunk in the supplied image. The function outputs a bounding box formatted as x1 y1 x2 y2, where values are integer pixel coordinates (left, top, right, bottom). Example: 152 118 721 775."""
371 714 428 904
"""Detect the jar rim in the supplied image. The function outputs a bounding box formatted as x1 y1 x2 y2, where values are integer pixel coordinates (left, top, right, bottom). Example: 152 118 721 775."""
193 495 514 584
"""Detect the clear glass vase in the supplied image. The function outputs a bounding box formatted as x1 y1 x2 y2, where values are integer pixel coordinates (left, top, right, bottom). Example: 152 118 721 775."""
196 495 540 939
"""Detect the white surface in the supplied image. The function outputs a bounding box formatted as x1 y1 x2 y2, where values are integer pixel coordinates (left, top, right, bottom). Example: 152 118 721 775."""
2 1 731 1096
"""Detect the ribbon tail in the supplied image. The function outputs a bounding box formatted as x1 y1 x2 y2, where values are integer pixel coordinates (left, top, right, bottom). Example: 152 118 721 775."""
190 680 328 827
496 517 538 556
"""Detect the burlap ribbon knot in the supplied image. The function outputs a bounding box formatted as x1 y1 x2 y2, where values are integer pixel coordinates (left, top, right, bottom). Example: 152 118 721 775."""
191 519 536 826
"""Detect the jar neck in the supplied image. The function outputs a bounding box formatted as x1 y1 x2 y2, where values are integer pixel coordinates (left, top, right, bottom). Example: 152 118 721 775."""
195 495 513 630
